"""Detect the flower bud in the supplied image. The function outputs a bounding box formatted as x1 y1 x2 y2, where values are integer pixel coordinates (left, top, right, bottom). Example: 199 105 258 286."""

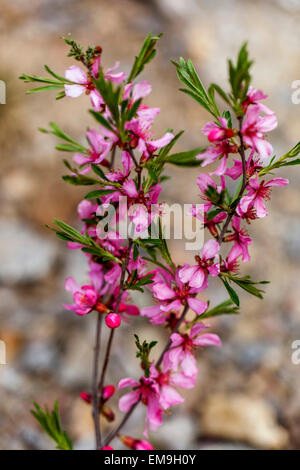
102 384 115 401
105 313 121 329
80 391 92 404
101 446 113 450
95 302 109 314
119 435 153 450
101 405 115 422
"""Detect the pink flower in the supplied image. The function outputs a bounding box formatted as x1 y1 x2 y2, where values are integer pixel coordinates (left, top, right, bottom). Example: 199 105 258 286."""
63 277 100 316
91 56 126 83
101 446 114 450
189 203 227 238
125 108 174 159
197 141 238 175
73 129 110 173
64 65 103 110
237 174 289 218
118 374 162 437
123 80 152 104
141 268 207 325
241 105 277 159
105 312 121 328
225 152 263 181
154 363 196 411
163 323 221 377
179 239 220 289
202 117 236 143
64 62 125 110
106 151 134 182
225 216 252 262
242 86 273 115
196 173 226 202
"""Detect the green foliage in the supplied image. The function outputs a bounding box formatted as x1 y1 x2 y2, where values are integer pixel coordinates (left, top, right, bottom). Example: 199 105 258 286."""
220 277 240 306
144 131 184 191
39 122 87 154
164 146 206 167
173 58 220 118
128 32 162 82
205 185 228 209
125 270 155 293
84 189 117 199
62 34 101 66
201 299 240 319
31 401 72 450
259 141 300 176
19 65 73 99
185 299 239 329
228 42 253 112
47 219 120 263
134 335 157 378
219 273 269 306
62 175 99 186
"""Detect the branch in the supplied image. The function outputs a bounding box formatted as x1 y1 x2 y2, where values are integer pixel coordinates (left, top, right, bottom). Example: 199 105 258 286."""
91 313 103 449
217 116 247 243
97 239 133 440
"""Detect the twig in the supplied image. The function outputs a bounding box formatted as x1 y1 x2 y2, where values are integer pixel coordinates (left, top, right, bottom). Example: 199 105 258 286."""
91 313 103 449
109 145 116 170
217 116 247 244
156 304 189 368
103 401 139 447
97 240 133 436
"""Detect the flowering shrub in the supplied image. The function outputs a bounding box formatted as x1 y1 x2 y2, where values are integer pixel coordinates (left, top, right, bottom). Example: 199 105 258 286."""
21 34 300 450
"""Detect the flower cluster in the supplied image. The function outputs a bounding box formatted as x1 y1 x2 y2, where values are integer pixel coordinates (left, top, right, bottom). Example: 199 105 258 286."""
21 35 299 451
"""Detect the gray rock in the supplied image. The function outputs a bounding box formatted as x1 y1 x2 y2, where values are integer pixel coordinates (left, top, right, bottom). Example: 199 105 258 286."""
20 340 59 374
0 219 58 285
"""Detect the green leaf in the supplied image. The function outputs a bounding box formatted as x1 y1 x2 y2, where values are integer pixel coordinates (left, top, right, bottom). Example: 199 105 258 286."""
62 175 98 186
25 85 64 94
208 83 232 106
56 143 86 153
220 277 240 306
201 299 240 319
165 146 206 166
39 122 87 152
85 189 116 199
128 32 162 82
173 58 220 118
133 243 139 261
91 164 108 180
227 42 253 111
31 400 72 450
48 219 120 264
134 335 157 378
89 110 116 133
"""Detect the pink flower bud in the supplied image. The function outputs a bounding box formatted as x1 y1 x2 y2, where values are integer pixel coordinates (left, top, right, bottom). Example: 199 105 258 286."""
120 435 153 450
101 446 114 450
80 391 92 404
101 405 115 422
135 440 154 450
102 384 115 401
105 313 121 329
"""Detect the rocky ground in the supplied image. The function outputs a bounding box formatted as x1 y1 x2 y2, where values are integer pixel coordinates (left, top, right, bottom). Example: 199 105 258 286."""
1 0 300 450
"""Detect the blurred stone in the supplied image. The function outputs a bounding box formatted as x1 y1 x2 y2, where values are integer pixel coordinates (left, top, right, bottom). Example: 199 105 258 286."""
20 340 59 374
0 329 24 362
0 219 57 285
201 393 289 449
154 413 198 450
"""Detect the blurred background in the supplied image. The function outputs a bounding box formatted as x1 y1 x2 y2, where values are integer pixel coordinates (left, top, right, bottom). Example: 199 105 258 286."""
1 0 300 450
